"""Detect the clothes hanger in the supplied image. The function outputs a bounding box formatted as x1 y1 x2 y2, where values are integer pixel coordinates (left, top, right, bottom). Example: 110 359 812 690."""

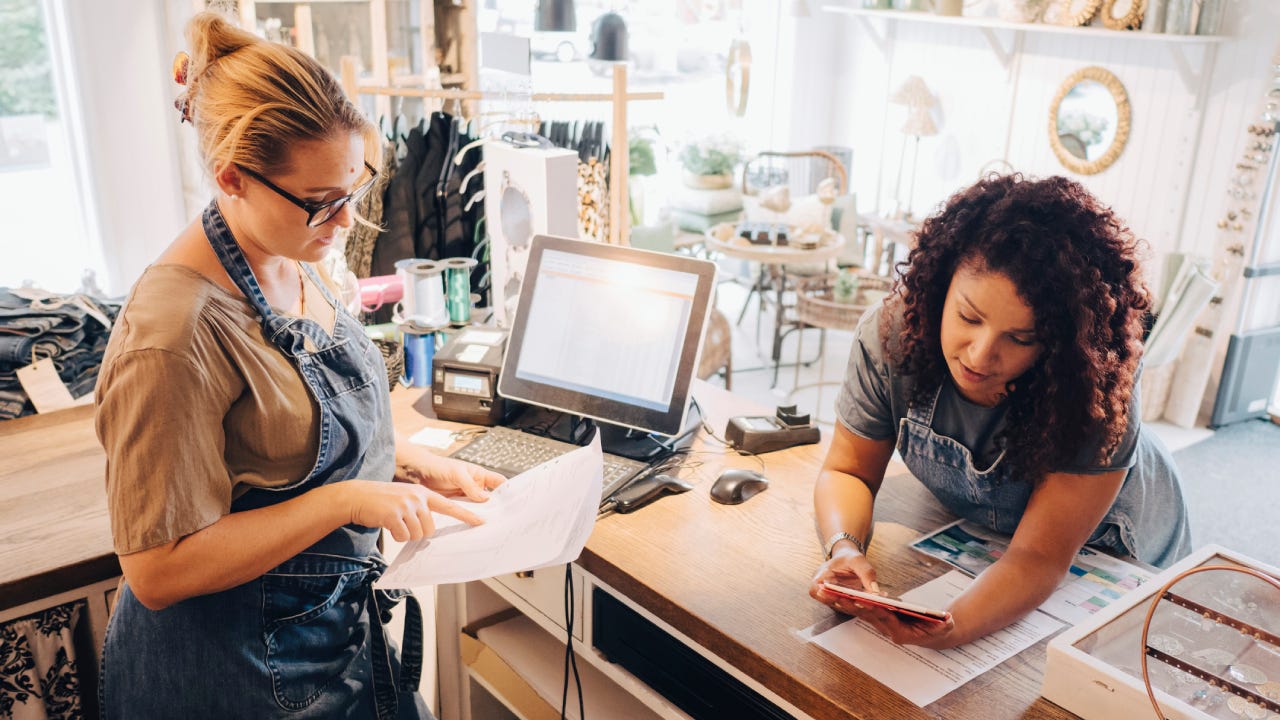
459 161 485 194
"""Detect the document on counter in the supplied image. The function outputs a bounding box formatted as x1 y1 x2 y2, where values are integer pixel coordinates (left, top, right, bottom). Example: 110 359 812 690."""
376 434 603 589
910 520 1154 625
807 572 1063 707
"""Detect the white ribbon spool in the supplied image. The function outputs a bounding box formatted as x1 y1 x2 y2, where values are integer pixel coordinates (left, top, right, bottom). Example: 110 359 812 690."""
394 258 448 329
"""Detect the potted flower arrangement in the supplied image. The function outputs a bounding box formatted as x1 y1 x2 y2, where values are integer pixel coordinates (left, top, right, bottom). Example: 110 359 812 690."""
678 134 743 190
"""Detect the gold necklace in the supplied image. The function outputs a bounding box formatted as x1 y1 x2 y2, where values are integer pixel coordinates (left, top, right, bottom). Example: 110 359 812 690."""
296 261 306 316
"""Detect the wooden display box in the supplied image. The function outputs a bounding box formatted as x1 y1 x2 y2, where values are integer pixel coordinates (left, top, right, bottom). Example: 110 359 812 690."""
1042 545 1280 720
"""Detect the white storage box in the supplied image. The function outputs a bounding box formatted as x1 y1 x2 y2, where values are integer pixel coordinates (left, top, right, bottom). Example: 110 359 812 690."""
1042 545 1280 720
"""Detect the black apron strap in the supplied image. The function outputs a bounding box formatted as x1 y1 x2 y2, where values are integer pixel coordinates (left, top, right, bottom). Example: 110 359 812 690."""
367 586 424 720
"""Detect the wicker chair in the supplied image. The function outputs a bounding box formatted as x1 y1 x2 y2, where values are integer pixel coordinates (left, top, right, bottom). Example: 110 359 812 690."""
696 308 733 390
788 272 892 422
735 150 849 326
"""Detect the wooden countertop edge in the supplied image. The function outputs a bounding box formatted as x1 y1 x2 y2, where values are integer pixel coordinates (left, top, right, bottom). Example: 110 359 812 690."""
1 553 120 612
577 548 912 720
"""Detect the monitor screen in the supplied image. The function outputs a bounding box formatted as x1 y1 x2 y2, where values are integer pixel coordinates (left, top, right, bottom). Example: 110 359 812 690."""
497 235 717 437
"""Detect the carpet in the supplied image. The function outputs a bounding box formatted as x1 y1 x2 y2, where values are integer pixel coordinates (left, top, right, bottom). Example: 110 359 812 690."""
1172 417 1280 568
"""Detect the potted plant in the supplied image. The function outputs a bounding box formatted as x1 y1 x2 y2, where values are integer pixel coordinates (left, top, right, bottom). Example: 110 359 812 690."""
678 134 743 190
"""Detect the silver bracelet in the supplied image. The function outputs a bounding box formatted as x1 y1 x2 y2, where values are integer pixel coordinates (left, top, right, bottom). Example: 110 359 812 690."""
824 531 867 560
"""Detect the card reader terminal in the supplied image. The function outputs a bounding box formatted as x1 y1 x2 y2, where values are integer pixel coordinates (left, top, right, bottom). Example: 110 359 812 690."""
432 328 510 425
724 404 821 454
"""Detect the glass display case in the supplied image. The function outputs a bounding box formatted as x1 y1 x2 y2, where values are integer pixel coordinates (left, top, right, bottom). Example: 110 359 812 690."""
1043 546 1280 720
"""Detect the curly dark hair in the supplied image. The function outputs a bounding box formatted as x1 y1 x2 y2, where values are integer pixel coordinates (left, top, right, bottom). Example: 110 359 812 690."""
885 173 1150 483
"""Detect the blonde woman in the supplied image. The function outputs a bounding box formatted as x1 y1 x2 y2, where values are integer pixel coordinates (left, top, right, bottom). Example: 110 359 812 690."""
94 12 502 718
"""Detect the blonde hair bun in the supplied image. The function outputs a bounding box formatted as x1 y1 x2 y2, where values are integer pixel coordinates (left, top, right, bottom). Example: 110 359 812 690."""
179 11 378 177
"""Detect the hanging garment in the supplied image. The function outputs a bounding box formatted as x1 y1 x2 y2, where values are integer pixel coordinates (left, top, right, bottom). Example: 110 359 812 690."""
345 139 397 280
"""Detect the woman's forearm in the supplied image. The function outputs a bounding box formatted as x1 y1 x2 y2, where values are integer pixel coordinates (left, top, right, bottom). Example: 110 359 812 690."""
938 546 1064 646
120 483 352 610
814 469 877 551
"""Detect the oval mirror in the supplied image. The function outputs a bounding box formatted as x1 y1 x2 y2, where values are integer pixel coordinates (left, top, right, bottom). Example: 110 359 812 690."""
1049 66 1130 175
1056 0 1103 26
1101 0 1144 29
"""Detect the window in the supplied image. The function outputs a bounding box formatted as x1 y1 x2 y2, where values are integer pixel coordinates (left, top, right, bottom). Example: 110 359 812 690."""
0 0 102 293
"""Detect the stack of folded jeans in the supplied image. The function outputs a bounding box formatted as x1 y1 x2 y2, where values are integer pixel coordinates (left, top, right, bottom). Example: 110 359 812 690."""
0 288 120 420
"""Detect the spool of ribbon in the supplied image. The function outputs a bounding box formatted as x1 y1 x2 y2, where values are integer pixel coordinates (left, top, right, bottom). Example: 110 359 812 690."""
443 257 478 326
394 258 448 329
400 326 436 388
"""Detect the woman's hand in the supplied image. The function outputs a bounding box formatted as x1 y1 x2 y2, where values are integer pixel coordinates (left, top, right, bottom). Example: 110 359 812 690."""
810 546 880 609
338 479 484 542
809 548 957 648
839 602 957 649
396 443 505 501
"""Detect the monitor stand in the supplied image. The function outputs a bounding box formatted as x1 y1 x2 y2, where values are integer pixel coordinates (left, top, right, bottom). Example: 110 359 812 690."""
508 401 703 463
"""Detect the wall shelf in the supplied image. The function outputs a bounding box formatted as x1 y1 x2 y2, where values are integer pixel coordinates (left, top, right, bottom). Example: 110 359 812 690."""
822 5 1224 91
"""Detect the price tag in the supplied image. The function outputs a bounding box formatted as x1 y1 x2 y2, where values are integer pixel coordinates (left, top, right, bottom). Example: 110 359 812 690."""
16 358 87 414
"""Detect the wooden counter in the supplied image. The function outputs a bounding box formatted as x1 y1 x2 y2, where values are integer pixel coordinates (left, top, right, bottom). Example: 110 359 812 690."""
0 404 117 611
4 387 1079 718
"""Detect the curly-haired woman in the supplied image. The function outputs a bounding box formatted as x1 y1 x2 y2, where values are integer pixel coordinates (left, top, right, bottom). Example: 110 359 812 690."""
809 174 1190 649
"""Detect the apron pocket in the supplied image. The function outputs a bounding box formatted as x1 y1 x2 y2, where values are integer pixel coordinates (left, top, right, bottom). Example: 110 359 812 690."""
1087 514 1139 561
262 570 367 710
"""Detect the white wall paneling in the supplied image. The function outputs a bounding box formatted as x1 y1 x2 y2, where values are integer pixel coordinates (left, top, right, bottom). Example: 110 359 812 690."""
814 3 1279 291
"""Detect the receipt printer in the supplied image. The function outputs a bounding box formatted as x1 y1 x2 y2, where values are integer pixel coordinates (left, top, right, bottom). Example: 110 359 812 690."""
432 328 509 425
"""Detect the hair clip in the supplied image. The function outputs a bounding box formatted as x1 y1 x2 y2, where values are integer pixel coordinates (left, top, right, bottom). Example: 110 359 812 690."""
174 94 192 124
172 51 190 86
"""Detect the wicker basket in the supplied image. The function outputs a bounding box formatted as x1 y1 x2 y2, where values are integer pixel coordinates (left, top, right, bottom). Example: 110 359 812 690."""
795 273 893 331
372 337 404 388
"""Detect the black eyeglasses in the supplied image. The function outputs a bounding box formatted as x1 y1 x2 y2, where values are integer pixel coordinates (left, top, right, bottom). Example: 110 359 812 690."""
241 161 378 228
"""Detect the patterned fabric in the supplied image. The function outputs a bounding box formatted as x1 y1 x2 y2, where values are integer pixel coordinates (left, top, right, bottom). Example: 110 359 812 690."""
0 600 83 720
344 141 397 280
577 157 610 243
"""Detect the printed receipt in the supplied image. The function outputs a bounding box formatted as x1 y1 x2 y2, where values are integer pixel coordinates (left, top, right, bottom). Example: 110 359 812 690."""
376 434 603 589
808 571 1064 706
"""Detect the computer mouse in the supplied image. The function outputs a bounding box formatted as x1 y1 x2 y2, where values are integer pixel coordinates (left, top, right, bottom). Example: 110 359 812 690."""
710 468 769 505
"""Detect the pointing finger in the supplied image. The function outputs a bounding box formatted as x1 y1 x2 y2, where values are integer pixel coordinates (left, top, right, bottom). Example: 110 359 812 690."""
428 494 485 526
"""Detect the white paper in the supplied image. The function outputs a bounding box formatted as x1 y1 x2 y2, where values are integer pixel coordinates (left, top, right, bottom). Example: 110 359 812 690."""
809 572 1063 707
458 329 505 346
407 426 456 449
377 434 603 588
456 344 488 364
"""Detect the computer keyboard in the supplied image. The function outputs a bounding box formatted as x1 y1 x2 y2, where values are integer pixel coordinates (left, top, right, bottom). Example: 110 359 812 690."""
449 426 648 502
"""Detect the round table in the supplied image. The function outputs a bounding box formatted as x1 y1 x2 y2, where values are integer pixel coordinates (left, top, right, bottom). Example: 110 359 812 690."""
704 223 846 387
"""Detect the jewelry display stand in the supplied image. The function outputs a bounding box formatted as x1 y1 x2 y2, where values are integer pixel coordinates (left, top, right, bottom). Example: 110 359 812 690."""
1043 545 1280 720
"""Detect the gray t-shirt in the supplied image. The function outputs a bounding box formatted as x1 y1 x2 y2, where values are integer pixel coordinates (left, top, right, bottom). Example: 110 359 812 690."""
835 304 1139 476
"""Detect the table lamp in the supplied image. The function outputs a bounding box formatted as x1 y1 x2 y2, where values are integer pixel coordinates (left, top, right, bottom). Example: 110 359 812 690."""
889 75 939 220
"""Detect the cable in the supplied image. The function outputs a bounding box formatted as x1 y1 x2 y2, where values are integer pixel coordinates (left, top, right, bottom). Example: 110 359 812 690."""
560 564 584 720
688 397 768 472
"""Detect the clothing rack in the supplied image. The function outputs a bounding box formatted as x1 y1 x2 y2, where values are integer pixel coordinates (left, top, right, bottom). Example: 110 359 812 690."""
340 57 662 245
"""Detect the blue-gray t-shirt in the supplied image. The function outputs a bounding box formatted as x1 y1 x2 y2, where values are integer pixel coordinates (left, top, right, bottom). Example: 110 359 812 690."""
834 304 1139 476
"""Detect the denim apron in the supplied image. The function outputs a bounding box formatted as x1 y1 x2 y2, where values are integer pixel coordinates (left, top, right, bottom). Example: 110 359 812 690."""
896 385 1191 569
100 200 429 719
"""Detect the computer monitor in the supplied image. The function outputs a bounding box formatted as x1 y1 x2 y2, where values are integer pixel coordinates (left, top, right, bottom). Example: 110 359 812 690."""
497 234 718 439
